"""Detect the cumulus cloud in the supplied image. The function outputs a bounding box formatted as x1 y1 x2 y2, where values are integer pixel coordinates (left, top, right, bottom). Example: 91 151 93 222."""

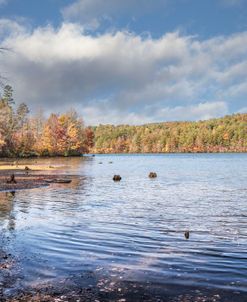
0 18 27 38
157 102 228 121
81 101 228 125
0 20 246 125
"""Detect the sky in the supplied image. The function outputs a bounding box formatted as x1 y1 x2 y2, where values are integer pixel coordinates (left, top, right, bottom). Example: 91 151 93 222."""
0 0 247 125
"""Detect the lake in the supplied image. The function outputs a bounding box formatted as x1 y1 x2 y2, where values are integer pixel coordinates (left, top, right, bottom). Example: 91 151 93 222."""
0 154 246 301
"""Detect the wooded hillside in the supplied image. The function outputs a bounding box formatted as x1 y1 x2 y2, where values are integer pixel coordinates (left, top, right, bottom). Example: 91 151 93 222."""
91 114 247 153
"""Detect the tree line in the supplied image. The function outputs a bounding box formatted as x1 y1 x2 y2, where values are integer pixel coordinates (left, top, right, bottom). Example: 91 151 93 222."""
0 84 246 157
91 114 247 153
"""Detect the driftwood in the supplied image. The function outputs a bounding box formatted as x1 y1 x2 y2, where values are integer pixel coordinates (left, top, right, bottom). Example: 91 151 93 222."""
45 179 72 184
6 174 17 184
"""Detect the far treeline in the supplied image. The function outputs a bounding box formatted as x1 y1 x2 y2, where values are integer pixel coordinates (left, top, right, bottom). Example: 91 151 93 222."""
0 85 246 157
92 114 247 154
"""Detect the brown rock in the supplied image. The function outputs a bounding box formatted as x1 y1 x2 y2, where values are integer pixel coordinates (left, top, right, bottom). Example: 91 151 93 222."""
149 172 157 178
113 175 121 181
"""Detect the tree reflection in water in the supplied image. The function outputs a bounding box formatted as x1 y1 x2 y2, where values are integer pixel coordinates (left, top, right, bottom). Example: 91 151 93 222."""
0 191 16 232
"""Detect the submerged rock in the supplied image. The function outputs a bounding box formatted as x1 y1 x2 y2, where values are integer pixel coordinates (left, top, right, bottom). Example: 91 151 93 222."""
113 175 121 181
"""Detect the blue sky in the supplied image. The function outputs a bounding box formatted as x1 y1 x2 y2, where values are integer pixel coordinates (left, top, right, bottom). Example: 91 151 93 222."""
1 0 247 38
0 0 247 124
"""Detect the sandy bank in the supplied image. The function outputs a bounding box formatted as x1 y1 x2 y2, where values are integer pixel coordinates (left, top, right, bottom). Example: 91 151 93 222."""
0 164 65 171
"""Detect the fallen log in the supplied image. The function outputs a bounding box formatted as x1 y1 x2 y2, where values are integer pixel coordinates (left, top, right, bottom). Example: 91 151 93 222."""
44 179 72 184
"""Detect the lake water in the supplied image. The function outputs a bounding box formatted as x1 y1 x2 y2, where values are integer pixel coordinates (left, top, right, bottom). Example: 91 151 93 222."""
0 154 246 301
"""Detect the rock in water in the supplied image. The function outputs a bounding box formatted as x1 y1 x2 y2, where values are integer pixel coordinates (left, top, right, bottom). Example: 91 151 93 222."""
149 172 157 178
184 231 190 239
113 175 121 181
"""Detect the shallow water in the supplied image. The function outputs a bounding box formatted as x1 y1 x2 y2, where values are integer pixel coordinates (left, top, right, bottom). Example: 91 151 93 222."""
0 154 246 300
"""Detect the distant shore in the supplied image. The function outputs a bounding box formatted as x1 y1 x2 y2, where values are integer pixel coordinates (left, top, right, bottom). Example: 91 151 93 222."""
90 151 247 154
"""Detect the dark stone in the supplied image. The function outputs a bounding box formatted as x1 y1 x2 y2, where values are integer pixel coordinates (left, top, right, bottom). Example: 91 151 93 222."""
184 231 190 239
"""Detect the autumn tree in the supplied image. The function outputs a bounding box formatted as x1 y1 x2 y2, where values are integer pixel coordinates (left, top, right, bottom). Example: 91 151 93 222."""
0 132 5 152
84 127 95 152
41 114 66 155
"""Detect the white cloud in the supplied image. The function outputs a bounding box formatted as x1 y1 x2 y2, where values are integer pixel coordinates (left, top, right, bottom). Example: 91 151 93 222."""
0 18 27 38
81 101 228 125
157 102 228 121
62 0 166 28
0 20 247 124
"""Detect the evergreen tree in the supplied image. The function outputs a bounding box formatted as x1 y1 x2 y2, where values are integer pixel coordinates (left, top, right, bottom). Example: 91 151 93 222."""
2 85 14 106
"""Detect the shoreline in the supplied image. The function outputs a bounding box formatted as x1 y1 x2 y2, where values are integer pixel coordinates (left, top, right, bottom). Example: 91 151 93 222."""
1 276 245 302
0 165 60 171
0 163 73 191
0 151 247 160
89 151 247 155
0 174 73 192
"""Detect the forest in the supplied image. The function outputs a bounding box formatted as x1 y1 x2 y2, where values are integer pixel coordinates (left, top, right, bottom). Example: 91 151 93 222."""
0 84 246 157
91 113 247 154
